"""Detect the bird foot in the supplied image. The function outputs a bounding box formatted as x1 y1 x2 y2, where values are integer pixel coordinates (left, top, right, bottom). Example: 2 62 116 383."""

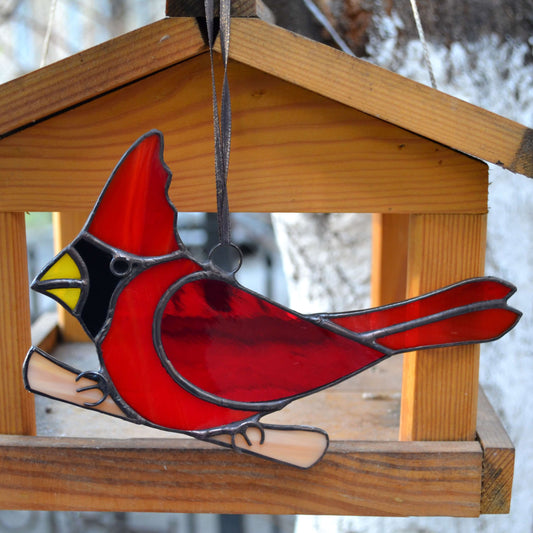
229 418 266 451
75 370 110 407
206 422 330 468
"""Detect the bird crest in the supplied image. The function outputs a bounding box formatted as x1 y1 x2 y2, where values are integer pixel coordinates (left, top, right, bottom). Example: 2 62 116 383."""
86 130 181 257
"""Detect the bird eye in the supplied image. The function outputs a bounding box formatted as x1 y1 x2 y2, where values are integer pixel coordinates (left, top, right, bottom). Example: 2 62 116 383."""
110 256 131 277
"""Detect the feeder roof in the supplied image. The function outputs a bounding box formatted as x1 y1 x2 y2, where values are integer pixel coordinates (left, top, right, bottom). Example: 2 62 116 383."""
0 16 530 179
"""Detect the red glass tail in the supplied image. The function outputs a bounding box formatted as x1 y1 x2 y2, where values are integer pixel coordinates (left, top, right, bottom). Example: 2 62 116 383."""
325 278 520 353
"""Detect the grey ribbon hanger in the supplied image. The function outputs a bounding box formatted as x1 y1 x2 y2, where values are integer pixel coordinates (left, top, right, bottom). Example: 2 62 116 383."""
204 0 233 250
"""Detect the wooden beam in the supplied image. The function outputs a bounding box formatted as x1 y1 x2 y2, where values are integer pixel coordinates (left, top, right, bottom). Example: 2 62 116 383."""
399 214 487 441
0 18 207 138
0 55 488 214
227 18 533 178
0 435 481 516
477 389 514 514
0 213 36 435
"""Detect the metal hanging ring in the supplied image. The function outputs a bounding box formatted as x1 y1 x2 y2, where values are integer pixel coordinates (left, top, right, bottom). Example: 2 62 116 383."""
208 242 243 275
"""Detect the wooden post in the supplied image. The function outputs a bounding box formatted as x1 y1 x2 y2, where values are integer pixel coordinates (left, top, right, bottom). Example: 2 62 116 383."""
399 213 487 441
371 213 409 306
0 212 36 435
52 212 90 342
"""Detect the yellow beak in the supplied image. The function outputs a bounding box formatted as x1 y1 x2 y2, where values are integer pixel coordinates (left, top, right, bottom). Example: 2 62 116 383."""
32 252 84 312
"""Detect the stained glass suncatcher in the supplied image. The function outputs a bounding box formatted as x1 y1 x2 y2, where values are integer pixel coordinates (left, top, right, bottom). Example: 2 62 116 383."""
24 130 521 468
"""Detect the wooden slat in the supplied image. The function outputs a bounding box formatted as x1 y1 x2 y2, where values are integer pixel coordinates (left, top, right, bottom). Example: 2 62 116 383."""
371 213 409 306
477 389 514 514
0 435 481 516
0 213 36 435
399 214 487 441
0 55 488 214
0 18 207 138
52 212 91 342
227 18 533 178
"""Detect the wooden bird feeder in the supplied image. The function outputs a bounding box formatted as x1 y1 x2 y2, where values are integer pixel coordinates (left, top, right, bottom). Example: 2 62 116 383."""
0 0 531 516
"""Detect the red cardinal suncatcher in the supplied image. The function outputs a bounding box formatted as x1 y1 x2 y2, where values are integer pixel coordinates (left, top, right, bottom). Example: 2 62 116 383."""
24 130 521 468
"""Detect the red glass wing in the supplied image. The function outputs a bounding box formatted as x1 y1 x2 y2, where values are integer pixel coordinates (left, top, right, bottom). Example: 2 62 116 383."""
159 278 385 405
88 131 180 256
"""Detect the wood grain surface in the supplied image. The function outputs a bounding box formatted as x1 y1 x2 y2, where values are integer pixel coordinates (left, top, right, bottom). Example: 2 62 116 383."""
0 54 488 214
0 17 530 178
477 389 515 514
227 18 533 178
0 18 206 137
0 435 481 516
0 213 36 435
400 214 487 441
371 213 410 306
